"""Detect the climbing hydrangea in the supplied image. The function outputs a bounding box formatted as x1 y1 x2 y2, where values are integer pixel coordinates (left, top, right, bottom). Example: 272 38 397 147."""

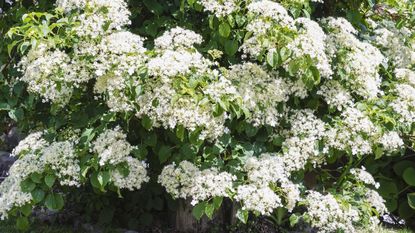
5 0 415 231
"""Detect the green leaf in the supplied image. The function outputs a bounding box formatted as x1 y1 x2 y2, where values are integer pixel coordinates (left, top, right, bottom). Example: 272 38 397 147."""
236 209 249 223
219 22 231 38
378 181 398 198
31 189 45 204
16 216 29 231
98 171 110 187
144 133 157 147
266 50 279 67
176 125 185 141
192 202 206 220
289 214 299 227
403 167 415 186
21 179 36 193
224 40 238 56
272 135 284 146
398 200 415 219
30 172 42 183
8 108 24 122
44 174 56 188
90 172 101 189
7 40 18 56
132 146 148 160
158 145 172 163
245 124 258 137
213 197 223 210
279 47 291 62
205 203 215 219
408 193 415 209
45 193 64 211
143 0 164 15
141 115 153 130
393 161 415 176
374 147 384 160
20 204 32 217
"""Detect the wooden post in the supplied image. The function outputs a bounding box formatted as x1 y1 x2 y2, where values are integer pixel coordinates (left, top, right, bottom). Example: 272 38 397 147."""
175 199 198 232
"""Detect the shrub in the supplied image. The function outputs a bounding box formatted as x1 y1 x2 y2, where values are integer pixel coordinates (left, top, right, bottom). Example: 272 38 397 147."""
1 0 415 232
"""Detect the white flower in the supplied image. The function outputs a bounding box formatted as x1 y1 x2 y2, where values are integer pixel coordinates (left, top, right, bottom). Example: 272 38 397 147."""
379 131 404 152
199 0 239 18
159 161 235 204
226 63 289 127
390 84 415 124
286 17 332 78
305 191 358 233
326 106 378 156
323 17 385 99
281 110 327 171
350 167 380 188
158 161 199 199
18 43 76 105
317 80 353 110
111 157 149 191
154 27 203 50
241 0 294 58
235 185 282 215
365 189 387 214
244 154 288 186
57 0 131 38
90 31 147 112
92 127 133 166
42 141 81 187
372 21 415 68
190 168 236 205
11 132 48 157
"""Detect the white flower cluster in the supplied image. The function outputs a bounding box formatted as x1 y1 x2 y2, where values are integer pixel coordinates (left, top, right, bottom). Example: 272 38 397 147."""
111 157 149 191
390 69 415 125
365 189 387 215
379 131 404 152
372 20 415 68
350 167 380 188
154 27 203 50
42 141 81 187
158 161 235 205
92 127 149 190
317 80 353 110
56 0 131 38
241 0 294 58
226 63 289 127
281 110 327 171
236 154 301 213
199 0 239 18
305 191 359 233
190 168 236 205
92 31 147 112
322 17 385 99
286 17 332 78
137 27 238 140
92 127 133 166
0 176 32 220
235 185 282 215
326 106 378 156
159 155 301 215
18 43 77 105
20 0 143 108
11 131 48 157
0 134 81 219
